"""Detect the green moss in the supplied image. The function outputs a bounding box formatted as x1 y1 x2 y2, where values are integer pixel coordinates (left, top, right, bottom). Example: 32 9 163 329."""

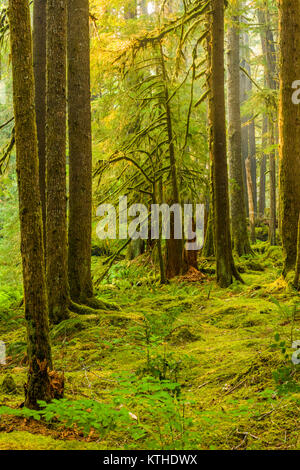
2 250 300 449
1 374 17 395
0 431 105 450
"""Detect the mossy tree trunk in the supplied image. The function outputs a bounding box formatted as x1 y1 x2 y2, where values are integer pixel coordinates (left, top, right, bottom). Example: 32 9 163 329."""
246 157 256 244
258 115 267 217
202 13 215 259
269 121 277 245
247 101 257 218
210 0 242 288
8 0 52 409
46 0 69 323
257 4 278 245
67 0 94 303
33 0 47 246
240 47 249 215
227 13 252 256
159 43 186 279
278 0 300 276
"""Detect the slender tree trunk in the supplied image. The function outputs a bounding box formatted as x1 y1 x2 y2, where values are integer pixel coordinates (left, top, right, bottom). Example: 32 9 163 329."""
33 0 47 246
8 0 52 409
257 3 278 242
210 0 242 287
242 28 257 217
248 118 257 215
259 115 267 217
246 158 256 244
269 120 276 245
46 0 69 323
240 42 249 214
68 0 94 303
202 13 215 258
159 43 186 279
152 181 166 284
227 14 252 256
278 0 300 276
257 4 277 91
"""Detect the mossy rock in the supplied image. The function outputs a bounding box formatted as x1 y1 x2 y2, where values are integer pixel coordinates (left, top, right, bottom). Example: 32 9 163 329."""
1 374 17 395
169 327 200 345
237 260 265 273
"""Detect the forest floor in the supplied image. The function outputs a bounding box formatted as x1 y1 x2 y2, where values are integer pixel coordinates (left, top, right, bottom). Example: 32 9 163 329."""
0 241 300 450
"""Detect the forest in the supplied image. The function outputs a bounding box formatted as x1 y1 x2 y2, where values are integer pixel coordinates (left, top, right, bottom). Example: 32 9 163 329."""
0 0 299 453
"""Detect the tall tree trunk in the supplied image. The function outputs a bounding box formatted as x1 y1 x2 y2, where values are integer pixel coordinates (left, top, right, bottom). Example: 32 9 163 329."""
246 157 256 244
210 0 242 287
257 3 278 243
46 0 69 323
227 14 252 256
278 0 300 276
202 12 215 258
160 43 186 279
242 28 257 217
240 39 249 214
248 118 257 215
269 120 276 245
259 115 267 217
33 0 47 246
68 0 94 303
257 4 277 92
8 0 52 409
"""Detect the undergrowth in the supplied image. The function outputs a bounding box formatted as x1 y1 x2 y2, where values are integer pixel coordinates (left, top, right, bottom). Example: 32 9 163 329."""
1 245 300 450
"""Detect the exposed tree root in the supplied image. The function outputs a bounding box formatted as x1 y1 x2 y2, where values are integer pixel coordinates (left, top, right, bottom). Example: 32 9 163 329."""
69 298 119 316
69 301 103 316
232 261 245 284
83 297 119 311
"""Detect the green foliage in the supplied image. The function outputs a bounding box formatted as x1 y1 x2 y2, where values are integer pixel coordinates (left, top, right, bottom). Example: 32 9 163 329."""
0 398 133 437
270 332 300 396
271 297 300 326
113 374 197 449
128 307 197 384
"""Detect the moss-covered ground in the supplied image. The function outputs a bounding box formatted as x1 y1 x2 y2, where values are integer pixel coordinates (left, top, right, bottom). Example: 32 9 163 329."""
0 242 300 450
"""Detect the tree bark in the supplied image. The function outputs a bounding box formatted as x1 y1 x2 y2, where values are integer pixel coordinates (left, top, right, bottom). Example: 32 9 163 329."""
227 14 252 256
269 120 276 245
257 3 278 244
8 0 52 409
67 0 94 303
159 43 186 279
210 0 242 287
240 38 249 214
202 12 215 258
259 115 267 217
278 0 300 276
246 157 256 244
46 0 69 323
33 0 47 246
